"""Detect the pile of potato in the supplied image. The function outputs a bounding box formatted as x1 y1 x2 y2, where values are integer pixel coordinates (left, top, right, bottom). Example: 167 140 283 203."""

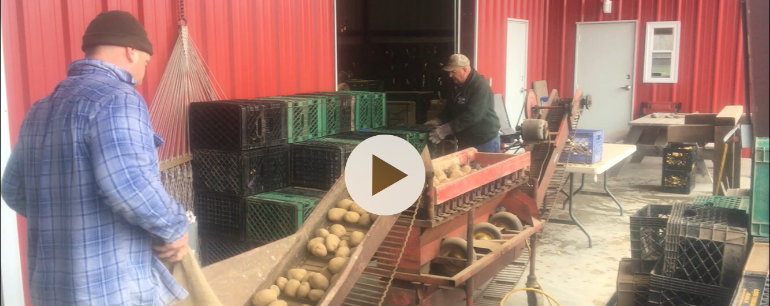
432 162 478 186
251 198 377 306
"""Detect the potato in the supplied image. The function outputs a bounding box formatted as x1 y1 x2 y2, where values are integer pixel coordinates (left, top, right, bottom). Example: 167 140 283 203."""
275 277 288 291
337 199 354 210
311 243 328 257
461 164 472 174
315 228 329 238
309 273 330 291
328 257 348 274
284 279 300 297
328 208 347 222
268 301 287 306
308 289 325 302
370 214 379 221
325 234 340 252
343 211 361 223
269 285 281 295
297 282 311 299
434 168 447 179
288 268 308 281
335 246 350 258
358 214 372 226
449 169 464 179
307 237 325 252
329 224 346 237
319 266 333 280
339 240 350 248
252 289 278 306
449 163 461 173
433 177 441 185
350 231 365 246
301 272 315 283
439 177 449 184
349 202 368 215
331 273 341 285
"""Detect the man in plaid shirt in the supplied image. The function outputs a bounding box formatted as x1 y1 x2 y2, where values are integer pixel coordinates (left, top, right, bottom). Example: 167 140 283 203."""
1 11 189 306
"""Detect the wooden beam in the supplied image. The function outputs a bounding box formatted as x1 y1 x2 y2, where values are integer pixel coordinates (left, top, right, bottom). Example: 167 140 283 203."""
715 105 744 126
685 113 717 125
667 124 715 143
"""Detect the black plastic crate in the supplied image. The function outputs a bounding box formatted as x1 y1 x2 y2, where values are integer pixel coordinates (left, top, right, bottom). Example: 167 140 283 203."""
192 145 290 196
662 169 696 194
663 144 698 172
194 191 245 238
347 79 384 92
648 274 734 306
289 140 358 190
189 100 287 151
244 187 326 244
663 221 748 288
199 234 261 267
386 91 439 124
617 258 655 306
631 205 672 262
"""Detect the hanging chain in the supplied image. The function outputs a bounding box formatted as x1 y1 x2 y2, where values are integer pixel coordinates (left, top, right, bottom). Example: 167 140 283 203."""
378 194 422 306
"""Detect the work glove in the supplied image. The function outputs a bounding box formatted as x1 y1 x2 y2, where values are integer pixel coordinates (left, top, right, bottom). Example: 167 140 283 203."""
429 123 453 144
424 118 442 127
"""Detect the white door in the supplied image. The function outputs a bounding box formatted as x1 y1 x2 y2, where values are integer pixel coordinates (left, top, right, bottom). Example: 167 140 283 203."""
504 19 528 127
574 21 637 142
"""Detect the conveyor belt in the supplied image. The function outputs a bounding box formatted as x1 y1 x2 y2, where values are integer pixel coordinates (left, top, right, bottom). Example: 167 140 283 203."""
476 247 531 306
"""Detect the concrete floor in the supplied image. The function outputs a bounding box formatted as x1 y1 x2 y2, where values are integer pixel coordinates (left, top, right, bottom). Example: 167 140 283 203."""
501 156 752 306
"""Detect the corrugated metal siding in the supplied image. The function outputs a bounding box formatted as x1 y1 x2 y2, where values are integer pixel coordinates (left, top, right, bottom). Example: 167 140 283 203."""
545 0 745 114
1 1 335 305
477 0 547 96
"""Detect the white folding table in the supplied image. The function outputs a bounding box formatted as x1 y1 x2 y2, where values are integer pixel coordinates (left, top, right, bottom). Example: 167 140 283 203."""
551 144 638 248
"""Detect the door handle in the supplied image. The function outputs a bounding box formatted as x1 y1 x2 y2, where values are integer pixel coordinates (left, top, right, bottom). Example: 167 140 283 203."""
620 85 632 91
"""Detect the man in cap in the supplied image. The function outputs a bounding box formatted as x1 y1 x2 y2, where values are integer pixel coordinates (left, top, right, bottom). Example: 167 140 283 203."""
425 54 501 153
1 10 189 305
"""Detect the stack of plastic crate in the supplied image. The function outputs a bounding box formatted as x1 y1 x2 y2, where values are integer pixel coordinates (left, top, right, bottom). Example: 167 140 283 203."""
647 202 749 305
190 99 295 266
618 204 671 306
661 143 698 194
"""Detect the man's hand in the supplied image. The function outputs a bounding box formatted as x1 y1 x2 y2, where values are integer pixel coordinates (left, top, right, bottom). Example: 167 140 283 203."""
424 118 442 127
153 231 189 262
429 124 453 144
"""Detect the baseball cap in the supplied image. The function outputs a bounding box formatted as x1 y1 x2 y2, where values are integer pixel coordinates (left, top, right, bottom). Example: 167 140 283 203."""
443 54 471 71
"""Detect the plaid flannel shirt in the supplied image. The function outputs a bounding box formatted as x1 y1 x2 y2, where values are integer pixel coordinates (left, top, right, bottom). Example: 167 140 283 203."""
1 59 189 306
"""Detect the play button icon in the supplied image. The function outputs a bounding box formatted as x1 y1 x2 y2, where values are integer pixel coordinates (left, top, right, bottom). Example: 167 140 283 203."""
371 155 408 195
345 135 426 216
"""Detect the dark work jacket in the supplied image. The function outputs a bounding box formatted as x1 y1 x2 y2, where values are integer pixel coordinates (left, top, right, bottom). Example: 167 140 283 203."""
438 69 501 149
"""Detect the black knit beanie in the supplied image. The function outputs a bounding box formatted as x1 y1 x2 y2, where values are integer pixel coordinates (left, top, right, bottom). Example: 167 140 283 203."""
81 10 153 55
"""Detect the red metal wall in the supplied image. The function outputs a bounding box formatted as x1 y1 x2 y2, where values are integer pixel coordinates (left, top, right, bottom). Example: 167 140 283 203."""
1 1 335 304
544 0 746 114
477 0 548 96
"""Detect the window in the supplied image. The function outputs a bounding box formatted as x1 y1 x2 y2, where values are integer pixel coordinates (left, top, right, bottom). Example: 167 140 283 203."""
643 21 681 83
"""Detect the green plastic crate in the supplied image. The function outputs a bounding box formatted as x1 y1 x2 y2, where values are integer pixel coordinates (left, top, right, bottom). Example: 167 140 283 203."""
257 96 324 143
692 195 750 212
752 137 769 237
362 127 428 153
347 91 374 130
292 94 342 136
369 92 387 128
244 187 326 243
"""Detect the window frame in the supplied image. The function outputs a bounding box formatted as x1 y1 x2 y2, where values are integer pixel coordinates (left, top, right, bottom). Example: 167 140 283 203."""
643 21 681 83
